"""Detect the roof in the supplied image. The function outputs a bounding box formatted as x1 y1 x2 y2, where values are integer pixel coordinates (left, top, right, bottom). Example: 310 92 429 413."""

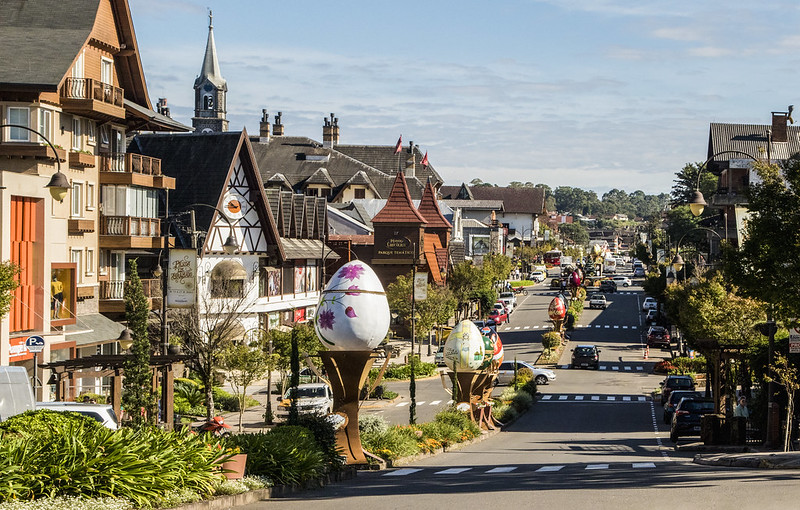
417 179 451 230
280 238 339 260
0 0 100 90
441 199 505 211
194 14 226 90
124 99 192 132
439 185 545 215
423 233 444 284
372 172 427 224
335 143 443 188
708 122 800 171
65 313 125 347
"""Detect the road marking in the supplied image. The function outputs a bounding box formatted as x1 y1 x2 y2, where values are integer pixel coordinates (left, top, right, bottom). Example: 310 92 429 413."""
650 401 671 460
622 326 628 329
595 325 601 328
524 326 530 329
586 464 609 470
607 396 616 401
514 327 521 330
612 366 619 371
623 396 631 401
416 401 426 405
536 465 564 472
636 367 643 371
560 365 569 369
632 326 637 330
447 400 454 404
613 325 619 329
429 400 441 405
638 397 646 401
633 462 656 468
533 325 541 329
396 402 409 407
435 468 471 475
486 467 517 473
541 395 552 400
575 395 584 400
599 366 608 370
604 325 610 329
385 468 422 476
591 396 600 401
624 366 632 371
558 395 568 400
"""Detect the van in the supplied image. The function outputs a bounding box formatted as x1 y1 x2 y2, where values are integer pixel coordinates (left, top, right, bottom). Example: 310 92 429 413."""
0 367 35 422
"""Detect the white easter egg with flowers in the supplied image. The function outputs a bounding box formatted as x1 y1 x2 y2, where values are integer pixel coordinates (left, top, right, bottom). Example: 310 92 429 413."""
443 320 486 372
314 261 390 351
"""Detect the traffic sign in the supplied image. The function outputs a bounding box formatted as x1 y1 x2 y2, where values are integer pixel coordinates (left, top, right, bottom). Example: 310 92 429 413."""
790 328 800 354
25 335 45 353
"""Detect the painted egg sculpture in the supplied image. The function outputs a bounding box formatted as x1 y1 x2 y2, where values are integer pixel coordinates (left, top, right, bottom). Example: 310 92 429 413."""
570 271 581 287
492 334 504 365
443 320 486 372
314 261 390 351
480 334 494 369
548 296 566 320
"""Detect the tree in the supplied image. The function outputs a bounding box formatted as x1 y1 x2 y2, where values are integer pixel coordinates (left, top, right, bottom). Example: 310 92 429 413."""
671 162 717 208
765 354 800 452
265 323 322 394
386 273 458 340
558 223 589 246
121 259 156 427
219 342 271 432
0 261 20 319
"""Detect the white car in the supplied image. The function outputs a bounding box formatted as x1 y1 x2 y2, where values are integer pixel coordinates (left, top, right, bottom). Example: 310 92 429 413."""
612 276 632 287
498 292 516 312
496 360 556 386
276 383 333 418
35 402 119 430
642 297 657 311
530 271 546 283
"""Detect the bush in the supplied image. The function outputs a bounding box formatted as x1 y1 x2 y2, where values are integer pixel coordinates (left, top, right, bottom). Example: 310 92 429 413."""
670 356 706 375
277 414 342 469
519 379 538 397
213 387 258 412
359 414 390 437
492 403 518 422
510 391 534 411
653 360 675 374
360 425 419 460
373 359 438 380
541 332 561 352
434 409 481 439
511 367 533 387
418 421 461 448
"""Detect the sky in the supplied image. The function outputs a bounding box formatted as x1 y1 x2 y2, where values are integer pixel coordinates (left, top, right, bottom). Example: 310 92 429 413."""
128 0 800 196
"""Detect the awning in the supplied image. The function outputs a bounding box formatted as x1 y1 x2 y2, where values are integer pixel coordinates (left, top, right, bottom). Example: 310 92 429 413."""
124 99 192 132
212 260 248 279
280 238 341 261
64 313 126 347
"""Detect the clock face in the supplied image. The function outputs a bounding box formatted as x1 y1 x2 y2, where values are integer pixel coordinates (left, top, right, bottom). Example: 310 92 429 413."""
222 192 245 220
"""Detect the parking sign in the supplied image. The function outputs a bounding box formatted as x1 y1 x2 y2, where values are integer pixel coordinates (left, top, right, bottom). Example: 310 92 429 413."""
25 335 45 353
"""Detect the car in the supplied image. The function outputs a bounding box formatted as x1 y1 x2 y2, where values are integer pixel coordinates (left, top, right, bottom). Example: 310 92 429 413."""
660 375 696 404
530 271 546 283
496 360 556 386
663 390 704 424
498 292 516 313
599 280 617 293
276 383 333 418
488 308 508 324
645 308 658 324
612 276 631 287
35 402 119 430
642 297 657 311
571 344 601 369
615 258 625 268
588 293 607 310
434 344 445 366
633 267 646 277
670 398 716 442
647 326 671 348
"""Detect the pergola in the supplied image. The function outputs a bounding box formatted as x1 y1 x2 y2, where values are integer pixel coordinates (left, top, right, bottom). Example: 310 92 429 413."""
40 353 192 430
692 338 751 415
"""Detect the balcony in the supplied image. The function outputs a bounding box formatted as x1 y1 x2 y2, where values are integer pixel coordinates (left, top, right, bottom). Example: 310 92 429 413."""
99 216 170 249
711 190 747 207
99 153 175 189
99 278 162 313
60 78 125 121
0 143 67 163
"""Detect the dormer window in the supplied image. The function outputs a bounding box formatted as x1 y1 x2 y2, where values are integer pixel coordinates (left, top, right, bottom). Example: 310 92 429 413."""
101 57 113 85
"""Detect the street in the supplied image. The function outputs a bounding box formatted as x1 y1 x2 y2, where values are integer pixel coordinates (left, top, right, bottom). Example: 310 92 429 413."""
238 267 800 508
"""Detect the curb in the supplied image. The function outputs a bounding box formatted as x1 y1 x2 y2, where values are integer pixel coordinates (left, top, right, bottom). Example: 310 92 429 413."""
693 452 800 469
167 468 357 510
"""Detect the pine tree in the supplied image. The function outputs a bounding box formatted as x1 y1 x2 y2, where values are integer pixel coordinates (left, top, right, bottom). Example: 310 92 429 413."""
122 258 156 426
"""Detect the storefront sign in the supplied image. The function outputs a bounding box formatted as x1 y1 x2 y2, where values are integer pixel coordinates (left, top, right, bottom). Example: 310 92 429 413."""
376 237 414 258
167 249 197 308
414 272 428 300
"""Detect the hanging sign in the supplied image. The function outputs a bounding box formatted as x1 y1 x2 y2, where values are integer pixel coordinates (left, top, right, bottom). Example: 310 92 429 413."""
167 249 197 308
789 326 800 354
414 272 428 300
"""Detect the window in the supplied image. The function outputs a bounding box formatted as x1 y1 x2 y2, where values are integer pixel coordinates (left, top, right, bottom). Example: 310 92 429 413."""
71 181 83 217
354 188 366 199
72 117 82 150
204 95 214 110
86 120 95 145
72 51 84 78
85 249 94 276
99 125 109 147
71 249 83 283
320 188 331 198
38 109 52 143
8 107 30 141
85 183 95 210
101 58 113 85
98 250 108 275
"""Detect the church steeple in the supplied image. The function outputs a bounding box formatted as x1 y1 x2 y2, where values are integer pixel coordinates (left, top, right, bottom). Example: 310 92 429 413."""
192 10 228 133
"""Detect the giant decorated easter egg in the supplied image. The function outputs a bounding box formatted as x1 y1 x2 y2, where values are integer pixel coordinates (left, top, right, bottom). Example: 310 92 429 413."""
492 334 504 365
314 261 390 351
548 296 566 320
443 320 486 372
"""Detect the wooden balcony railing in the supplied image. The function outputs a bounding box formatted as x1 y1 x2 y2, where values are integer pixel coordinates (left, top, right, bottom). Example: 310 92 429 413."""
99 153 162 175
61 78 124 107
100 216 161 237
100 279 162 300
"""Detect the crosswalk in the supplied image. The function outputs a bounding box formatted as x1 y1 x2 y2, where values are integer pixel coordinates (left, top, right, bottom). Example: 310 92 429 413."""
383 462 658 477
539 394 650 403
500 324 639 331
560 364 646 371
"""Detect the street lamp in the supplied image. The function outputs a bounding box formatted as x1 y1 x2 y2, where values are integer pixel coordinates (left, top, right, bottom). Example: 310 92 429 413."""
117 327 134 352
671 227 722 281
0 124 69 202
686 150 759 217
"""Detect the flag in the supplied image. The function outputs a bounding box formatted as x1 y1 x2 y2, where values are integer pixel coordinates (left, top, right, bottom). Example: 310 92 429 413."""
394 135 402 154
420 151 429 167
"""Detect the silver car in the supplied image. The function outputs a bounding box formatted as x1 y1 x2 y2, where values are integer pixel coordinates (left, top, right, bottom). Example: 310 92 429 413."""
496 360 556 386
35 402 119 430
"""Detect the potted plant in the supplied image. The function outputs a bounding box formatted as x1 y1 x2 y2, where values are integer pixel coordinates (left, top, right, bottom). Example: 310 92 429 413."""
220 446 247 479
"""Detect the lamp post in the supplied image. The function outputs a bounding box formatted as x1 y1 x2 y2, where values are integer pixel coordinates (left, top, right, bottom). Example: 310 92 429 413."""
686 150 759 218
409 241 418 425
0 124 69 202
670 227 722 281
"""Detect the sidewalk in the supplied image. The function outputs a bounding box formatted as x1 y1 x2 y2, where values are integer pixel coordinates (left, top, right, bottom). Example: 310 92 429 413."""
693 450 800 469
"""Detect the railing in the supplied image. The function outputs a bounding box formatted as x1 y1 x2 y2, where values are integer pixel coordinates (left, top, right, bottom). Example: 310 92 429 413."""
100 216 161 237
99 153 162 175
61 78 124 107
100 279 162 300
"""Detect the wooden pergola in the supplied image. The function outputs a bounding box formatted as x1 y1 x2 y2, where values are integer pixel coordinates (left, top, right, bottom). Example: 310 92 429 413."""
692 338 751 415
41 353 192 430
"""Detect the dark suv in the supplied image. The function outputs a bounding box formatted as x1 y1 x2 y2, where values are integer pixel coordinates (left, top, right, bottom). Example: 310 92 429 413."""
659 375 696 404
571 344 600 370
647 326 671 348
662 390 703 424
670 398 716 442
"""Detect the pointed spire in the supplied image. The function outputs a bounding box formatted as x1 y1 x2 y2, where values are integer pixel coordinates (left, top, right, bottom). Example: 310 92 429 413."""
372 172 427 224
417 179 451 229
195 9 226 89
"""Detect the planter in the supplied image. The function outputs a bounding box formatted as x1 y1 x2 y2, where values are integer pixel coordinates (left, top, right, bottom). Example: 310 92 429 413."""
69 151 95 168
221 453 247 479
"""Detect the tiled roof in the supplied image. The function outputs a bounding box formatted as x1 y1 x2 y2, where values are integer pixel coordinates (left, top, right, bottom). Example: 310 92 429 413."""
335 143 443 192
708 122 800 172
423 233 444 284
439 185 545 215
305 167 335 186
440 199 504 211
372 172 427 224
417 180 451 230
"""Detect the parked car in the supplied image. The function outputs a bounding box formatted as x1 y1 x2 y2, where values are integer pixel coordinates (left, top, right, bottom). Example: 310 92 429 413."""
642 297 657 311
647 326 671 348
530 271 546 283
496 360 556 386
276 383 333 418
612 276 631 287
488 307 508 324
571 344 601 369
35 402 119 430
660 375 696 405
645 308 658 324
498 292 516 313
434 344 445 366
670 398 716 442
588 293 607 310
633 266 646 277
599 280 617 293
663 390 704 424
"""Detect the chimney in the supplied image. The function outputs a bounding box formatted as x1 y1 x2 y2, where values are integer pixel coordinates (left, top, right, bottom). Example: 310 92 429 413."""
259 109 271 142
157 98 171 118
273 112 284 136
404 141 416 179
322 113 339 148
771 111 789 143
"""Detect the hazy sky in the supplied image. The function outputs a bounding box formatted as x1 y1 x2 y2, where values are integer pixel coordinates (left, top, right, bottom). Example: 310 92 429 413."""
129 0 800 195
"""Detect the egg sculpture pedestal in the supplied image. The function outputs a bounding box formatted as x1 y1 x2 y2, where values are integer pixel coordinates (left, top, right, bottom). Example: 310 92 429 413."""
315 261 391 466
444 321 497 429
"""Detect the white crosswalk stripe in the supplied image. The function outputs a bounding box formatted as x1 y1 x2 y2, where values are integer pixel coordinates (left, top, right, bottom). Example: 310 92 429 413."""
633 462 656 468
542 395 553 400
486 467 517 473
385 468 422 476
638 397 646 401
607 396 616 401
396 402 409 407
558 395 568 400
599 366 608 370
636 367 643 371
613 325 619 329
624 366 632 371
591 396 600 401
575 395 584 400
536 465 565 472
436 468 471 475
612 366 619 371
586 464 609 470
416 401 426 405
514 327 520 330
623 326 629 329
524 326 530 329
429 400 441 405
604 325 610 328
623 396 631 401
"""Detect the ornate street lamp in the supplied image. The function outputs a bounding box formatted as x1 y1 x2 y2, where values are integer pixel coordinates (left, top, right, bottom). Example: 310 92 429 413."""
686 150 759 217
0 124 69 202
